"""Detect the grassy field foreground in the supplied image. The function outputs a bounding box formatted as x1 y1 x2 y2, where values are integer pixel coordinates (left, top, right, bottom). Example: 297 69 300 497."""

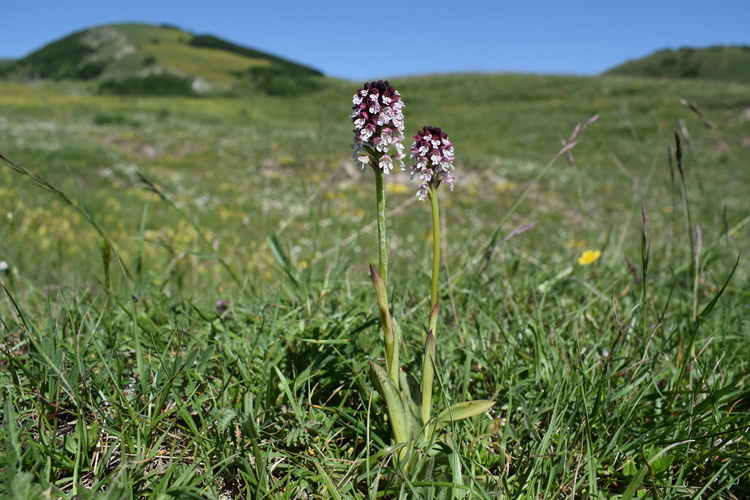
0 74 749 498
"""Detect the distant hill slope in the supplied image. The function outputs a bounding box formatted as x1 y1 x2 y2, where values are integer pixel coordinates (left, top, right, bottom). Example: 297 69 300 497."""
0 23 324 95
604 45 750 83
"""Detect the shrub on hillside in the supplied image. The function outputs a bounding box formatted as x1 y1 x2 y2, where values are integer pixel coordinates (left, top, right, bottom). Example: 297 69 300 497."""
234 66 325 96
1 33 107 80
98 73 197 97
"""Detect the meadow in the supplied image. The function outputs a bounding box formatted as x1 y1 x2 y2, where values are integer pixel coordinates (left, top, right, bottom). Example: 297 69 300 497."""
0 73 749 498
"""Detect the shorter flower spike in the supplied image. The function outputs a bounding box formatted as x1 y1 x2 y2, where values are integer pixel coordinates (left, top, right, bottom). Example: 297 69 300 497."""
351 81 406 173
409 126 456 200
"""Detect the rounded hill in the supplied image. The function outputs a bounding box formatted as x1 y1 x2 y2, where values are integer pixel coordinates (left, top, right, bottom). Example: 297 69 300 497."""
0 23 325 96
604 45 750 83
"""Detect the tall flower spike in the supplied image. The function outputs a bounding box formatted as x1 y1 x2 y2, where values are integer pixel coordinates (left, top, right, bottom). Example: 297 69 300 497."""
409 126 456 200
351 81 406 173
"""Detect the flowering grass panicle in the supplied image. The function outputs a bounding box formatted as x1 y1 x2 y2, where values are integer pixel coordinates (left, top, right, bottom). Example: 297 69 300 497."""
410 126 456 200
351 80 406 173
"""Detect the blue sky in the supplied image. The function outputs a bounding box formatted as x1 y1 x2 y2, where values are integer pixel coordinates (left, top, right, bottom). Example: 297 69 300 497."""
3 0 749 81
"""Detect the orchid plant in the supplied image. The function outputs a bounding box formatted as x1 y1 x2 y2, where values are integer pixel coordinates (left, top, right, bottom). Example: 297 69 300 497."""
351 81 494 467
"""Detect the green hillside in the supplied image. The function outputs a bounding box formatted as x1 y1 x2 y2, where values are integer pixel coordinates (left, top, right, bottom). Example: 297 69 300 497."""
0 23 324 95
604 45 750 83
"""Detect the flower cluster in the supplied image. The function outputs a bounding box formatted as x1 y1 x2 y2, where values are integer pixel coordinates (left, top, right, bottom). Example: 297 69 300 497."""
351 81 405 173
409 126 456 200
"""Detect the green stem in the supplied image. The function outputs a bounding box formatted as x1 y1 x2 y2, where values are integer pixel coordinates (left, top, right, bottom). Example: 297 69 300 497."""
428 185 440 335
370 265 399 388
421 331 436 437
374 166 388 287
371 160 398 387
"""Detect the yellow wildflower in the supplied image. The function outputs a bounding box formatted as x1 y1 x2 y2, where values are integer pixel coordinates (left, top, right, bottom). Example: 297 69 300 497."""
578 250 602 266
